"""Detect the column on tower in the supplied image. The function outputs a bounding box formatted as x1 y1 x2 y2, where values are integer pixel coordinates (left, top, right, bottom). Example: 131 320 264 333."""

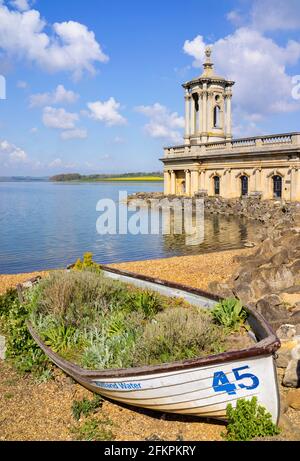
199 90 203 134
190 95 196 136
184 91 190 144
226 91 232 139
202 84 208 141
207 90 213 135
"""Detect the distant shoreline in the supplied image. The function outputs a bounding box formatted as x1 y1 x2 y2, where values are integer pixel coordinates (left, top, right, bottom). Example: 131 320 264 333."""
0 177 163 183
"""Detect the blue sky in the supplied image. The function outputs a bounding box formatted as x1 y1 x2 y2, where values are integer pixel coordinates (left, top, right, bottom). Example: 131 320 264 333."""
0 0 300 176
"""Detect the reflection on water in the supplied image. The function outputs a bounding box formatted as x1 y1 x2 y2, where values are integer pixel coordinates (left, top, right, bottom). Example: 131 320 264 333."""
0 181 263 274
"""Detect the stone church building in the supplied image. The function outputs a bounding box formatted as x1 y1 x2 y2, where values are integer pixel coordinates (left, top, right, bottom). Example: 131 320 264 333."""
161 48 300 201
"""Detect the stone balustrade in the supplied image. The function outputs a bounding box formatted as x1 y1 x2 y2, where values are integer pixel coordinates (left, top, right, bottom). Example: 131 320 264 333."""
164 132 300 158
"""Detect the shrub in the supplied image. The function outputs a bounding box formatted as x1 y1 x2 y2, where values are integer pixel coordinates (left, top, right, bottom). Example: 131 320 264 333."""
223 397 280 441
72 395 103 421
1 290 50 378
0 288 19 319
211 298 248 332
125 290 164 318
29 270 128 326
73 252 101 273
71 417 114 441
133 307 224 366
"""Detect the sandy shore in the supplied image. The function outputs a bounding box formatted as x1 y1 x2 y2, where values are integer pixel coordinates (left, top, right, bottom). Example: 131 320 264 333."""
110 248 252 292
0 248 252 295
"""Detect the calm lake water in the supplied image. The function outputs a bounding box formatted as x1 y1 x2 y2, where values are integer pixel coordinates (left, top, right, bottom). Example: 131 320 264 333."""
0 181 261 274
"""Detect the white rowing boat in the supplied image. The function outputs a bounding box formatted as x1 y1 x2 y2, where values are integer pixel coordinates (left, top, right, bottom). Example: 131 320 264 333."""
27 266 281 423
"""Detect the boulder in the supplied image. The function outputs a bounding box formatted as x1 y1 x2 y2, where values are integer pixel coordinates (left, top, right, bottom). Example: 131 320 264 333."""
233 283 255 305
276 325 296 341
208 282 234 299
286 389 300 410
259 265 294 293
271 248 290 267
280 292 300 306
275 340 298 369
283 360 300 388
256 298 289 322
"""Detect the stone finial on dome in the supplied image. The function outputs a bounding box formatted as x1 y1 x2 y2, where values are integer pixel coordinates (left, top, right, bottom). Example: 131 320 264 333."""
205 46 212 63
202 46 214 77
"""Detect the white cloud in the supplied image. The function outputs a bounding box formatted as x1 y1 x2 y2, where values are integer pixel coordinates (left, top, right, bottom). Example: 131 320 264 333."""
183 28 300 123
61 129 87 140
135 103 184 144
49 158 63 168
30 127 38 133
87 98 127 126
0 139 28 165
17 80 27 88
251 0 300 31
10 0 31 12
0 4 109 78
29 85 79 108
49 158 77 169
42 106 79 130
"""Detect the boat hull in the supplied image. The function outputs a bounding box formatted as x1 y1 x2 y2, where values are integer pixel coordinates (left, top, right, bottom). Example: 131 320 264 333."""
26 266 281 424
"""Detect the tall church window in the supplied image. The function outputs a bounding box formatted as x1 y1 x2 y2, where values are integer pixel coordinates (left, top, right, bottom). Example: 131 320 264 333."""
214 176 220 195
213 105 221 128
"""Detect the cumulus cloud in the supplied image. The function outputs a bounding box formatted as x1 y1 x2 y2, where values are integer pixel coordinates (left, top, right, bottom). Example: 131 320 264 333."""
183 28 300 122
0 139 28 165
42 106 79 130
29 85 79 108
10 0 31 12
87 98 127 126
135 103 184 144
250 0 300 32
61 129 87 140
0 3 109 79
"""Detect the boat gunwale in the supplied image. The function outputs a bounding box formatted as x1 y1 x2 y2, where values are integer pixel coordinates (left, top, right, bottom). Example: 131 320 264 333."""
26 264 281 379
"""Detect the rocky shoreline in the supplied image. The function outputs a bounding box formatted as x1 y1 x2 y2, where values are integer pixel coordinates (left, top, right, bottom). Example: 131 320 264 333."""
128 192 300 393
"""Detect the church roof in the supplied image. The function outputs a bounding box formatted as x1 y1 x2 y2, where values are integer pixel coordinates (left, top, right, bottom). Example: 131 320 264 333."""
182 47 235 89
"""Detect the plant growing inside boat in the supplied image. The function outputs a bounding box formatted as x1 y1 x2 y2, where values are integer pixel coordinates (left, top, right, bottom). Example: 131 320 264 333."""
223 397 280 441
74 252 102 273
26 270 254 370
211 298 249 332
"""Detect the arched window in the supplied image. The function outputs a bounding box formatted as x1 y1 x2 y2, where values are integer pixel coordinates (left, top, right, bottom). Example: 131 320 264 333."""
241 176 248 197
213 106 221 128
214 176 220 195
273 176 282 198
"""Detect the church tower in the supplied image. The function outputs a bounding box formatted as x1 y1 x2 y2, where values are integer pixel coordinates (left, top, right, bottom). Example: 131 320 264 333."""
183 47 235 144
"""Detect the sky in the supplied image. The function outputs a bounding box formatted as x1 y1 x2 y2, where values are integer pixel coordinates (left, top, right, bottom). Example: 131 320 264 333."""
0 0 300 176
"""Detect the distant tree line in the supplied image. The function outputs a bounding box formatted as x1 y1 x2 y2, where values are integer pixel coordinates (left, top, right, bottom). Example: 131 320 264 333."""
50 172 163 181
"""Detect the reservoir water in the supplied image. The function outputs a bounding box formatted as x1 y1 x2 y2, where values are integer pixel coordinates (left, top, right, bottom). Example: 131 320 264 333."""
0 181 261 274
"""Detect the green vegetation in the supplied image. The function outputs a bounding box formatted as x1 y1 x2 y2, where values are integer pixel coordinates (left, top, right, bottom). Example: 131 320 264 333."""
50 172 163 182
23 258 250 370
211 297 249 332
0 288 51 379
0 253 251 379
223 397 280 441
71 417 115 441
72 395 103 421
73 252 102 273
